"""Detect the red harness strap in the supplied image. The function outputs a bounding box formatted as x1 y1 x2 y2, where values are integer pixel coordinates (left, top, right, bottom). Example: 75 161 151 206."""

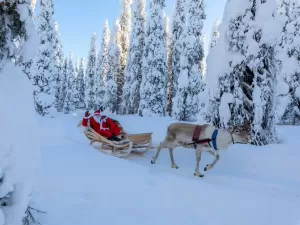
192 125 211 148
193 125 202 141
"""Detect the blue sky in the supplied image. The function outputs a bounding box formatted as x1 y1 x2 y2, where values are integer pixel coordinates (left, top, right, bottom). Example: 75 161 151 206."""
49 0 226 62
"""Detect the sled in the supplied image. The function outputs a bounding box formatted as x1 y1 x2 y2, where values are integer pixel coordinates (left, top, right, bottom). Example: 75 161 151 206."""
78 119 153 158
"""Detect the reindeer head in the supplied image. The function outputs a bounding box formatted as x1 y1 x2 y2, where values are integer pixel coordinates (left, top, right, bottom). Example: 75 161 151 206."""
227 121 251 144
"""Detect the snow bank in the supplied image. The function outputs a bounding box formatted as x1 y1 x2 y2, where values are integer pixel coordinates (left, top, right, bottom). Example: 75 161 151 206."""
0 63 40 225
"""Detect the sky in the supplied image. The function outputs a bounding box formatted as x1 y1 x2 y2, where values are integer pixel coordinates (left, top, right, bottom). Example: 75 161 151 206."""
47 0 227 63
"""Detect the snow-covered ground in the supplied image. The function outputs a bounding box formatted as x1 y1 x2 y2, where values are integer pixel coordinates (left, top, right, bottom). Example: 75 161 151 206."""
31 110 300 225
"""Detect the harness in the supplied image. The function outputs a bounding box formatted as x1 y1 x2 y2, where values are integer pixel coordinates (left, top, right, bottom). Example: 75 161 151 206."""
190 125 233 150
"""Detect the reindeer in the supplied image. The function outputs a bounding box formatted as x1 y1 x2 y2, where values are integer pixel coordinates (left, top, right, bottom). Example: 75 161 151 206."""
150 122 251 177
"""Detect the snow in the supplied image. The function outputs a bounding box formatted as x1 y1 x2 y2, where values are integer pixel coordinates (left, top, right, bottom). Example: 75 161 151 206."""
219 92 234 127
295 86 300 98
0 62 40 225
177 68 188 88
28 110 300 225
16 3 39 62
276 76 290 95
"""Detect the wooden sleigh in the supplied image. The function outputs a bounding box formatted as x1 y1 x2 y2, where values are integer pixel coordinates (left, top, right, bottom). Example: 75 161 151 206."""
78 119 153 158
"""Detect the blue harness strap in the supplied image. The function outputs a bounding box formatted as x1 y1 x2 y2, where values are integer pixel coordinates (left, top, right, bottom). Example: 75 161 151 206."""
211 129 218 150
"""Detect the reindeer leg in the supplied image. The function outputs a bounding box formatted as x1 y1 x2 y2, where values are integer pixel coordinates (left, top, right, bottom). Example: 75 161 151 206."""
151 142 163 164
169 148 179 169
204 150 220 171
194 148 204 177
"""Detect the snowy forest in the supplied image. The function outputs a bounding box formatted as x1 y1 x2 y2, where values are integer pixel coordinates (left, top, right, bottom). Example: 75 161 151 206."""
24 0 299 146
1 0 300 224
14 0 300 145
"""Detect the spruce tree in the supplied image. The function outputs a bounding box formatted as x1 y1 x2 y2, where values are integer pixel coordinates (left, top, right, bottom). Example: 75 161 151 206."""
72 58 81 110
164 12 173 116
95 23 109 110
138 0 166 116
172 0 206 121
32 0 57 116
206 0 279 145
57 57 68 111
122 0 146 114
94 54 106 109
75 57 79 77
168 0 186 116
118 0 132 113
105 20 121 113
18 0 37 79
0 1 40 224
98 20 110 86
77 57 86 109
85 33 97 110
53 22 64 111
63 52 76 113
276 0 300 125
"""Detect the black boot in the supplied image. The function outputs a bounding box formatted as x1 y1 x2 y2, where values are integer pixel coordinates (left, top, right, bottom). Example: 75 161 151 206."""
108 135 122 142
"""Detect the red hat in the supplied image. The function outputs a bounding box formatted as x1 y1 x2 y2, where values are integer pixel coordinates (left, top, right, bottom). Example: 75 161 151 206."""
94 109 101 115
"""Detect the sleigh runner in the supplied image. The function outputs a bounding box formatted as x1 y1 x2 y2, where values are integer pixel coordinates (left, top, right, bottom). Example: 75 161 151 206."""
79 119 153 158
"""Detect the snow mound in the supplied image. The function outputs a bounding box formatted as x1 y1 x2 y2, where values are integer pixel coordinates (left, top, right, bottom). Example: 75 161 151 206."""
0 63 40 225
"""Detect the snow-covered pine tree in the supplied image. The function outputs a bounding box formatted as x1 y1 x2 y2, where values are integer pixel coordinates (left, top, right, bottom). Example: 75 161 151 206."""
85 33 97 110
164 12 173 116
75 57 79 77
32 0 57 116
0 1 40 224
206 0 280 145
18 0 37 79
206 0 254 127
167 0 186 116
53 22 64 111
276 0 300 125
72 57 81 110
199 33 207 77
138 0 167 116
241 0 280 145
172 0 206 121
98 20 110 86
105 20 122 113
209 19 220 51
63 51 76 113
57 57 68 111
77 57 86 109
94 50 106 110
122 0 146 114
118 0 132 114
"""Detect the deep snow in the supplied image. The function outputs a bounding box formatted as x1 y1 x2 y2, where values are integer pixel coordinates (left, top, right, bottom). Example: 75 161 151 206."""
0 62 40 225
31 110 300 225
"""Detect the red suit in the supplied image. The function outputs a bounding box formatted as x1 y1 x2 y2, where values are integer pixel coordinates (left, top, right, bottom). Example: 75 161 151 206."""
82 111 121 139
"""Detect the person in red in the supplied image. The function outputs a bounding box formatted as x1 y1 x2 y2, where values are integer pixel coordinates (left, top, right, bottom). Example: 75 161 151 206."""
82 109 122 142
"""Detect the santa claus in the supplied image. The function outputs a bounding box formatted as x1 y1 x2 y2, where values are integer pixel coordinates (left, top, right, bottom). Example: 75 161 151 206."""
81 109 122 142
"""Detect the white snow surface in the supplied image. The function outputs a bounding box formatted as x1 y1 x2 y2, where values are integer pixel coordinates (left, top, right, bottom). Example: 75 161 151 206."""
29 110 300 225
295 86 300 99
0 63 40 225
